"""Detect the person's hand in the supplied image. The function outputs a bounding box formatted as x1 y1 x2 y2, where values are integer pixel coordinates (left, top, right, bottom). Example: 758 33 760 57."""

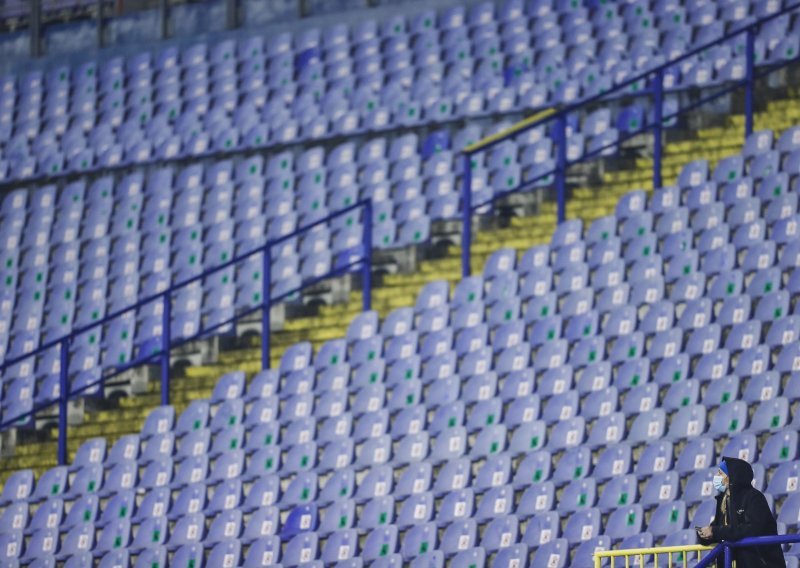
697 526 713 539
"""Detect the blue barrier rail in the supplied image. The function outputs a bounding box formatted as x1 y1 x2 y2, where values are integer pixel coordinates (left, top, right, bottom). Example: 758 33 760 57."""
460 1 800 278
696 534 800 567
0 198 373 465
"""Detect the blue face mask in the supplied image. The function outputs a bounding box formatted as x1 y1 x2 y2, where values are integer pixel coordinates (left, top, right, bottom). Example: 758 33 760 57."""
713 475 727 494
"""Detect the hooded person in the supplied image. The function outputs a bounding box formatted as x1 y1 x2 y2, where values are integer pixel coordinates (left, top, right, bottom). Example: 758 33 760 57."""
696 456 785 568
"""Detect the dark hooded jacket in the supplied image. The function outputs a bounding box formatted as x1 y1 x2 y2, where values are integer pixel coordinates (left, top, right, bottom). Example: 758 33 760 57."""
698 456 785 568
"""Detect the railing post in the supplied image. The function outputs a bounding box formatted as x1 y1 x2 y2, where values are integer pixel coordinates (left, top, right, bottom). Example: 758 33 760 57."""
556 113 567 224
30 0 42 57
724 544 733 568
653 67 664 190
159 0 168 39
362 200 373 313
225 0 238 29
745 27 755 139
261 247 272 370
160 293 170 407
57 339 70 466
96 0 104 47
461 153 473 278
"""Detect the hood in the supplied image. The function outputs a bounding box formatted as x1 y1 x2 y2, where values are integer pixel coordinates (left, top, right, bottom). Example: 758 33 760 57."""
721 456 754 489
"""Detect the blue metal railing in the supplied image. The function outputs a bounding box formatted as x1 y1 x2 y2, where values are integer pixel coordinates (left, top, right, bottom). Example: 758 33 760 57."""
460 2 800 277
0 198 373 465
696 534 800 567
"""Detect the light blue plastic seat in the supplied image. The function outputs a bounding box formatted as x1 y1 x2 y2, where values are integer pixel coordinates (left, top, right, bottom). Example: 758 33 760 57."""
166 484 205 524
605 504 645 544
278 472 319 510
205 509 242 548
241 506 279 545
747 397 789 434
205 479 241 516
690 499 718 529
414 280 449 313
631 439 673 480
315 494 355 535
0 502 28 537
0 529 22 563
707 401 749 437
55 523 95 561
438 518 477 557
660 375 699 411
550 446 591 490
597 468 639 513
27 466 67 504
640 470 681 510
19 527 59 563
400 522 438 562
93 519 131 558
129 515 168 554
429 486 473 526
648 500 687 539
665 404 707 441
165 512 204 552
758 430 797 468
585 411 625 448
556 477 596 516
204 540 239 567
0 470 33 505
588 439 630 481
512 495 554 544
431 457 471 496
627 407 668 446
63 462 103 501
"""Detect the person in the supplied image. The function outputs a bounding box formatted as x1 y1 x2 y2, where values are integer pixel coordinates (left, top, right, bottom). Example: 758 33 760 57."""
696 456 785 567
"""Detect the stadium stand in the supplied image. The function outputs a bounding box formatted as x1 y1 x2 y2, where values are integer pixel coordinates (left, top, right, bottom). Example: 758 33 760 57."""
0 0 798 418
0 0 797 183
0 0 799 566
2 106 800 564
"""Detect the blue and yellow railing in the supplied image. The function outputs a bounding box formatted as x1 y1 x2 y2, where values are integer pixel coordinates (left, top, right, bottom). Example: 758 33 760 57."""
696 534 800 567
594 544 712 567
595 534 800 567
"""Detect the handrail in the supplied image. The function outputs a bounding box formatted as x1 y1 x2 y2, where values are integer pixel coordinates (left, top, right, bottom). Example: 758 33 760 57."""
594 543 713 567
464 107 557 154
594 534 800 567
0 198 374 465
460 1 800 277
695 534 800 568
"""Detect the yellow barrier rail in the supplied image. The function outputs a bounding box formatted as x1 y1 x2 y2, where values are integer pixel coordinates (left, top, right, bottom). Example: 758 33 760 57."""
463 107 557 154
594 544 714 568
